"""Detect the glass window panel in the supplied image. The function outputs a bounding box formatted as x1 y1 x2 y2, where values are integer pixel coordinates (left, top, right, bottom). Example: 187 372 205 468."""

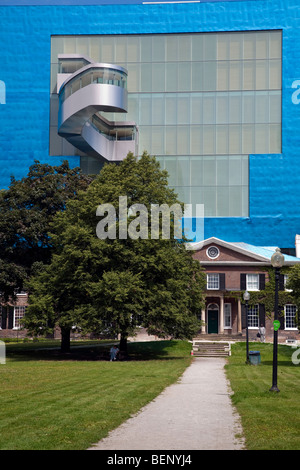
178 35 191 61
191 157 203 186
177 95 190 125
166 35 178 61
256 32 268 60
216 93 229 124
229 61 242 91
178 157 190 186
141 63 152 92
151 126 164 155
242 92 255 123
140 36 152 62
229 125 242 154
203 62 217 91
178 62 191 92
76 37 89 56
64 36 76 54
229 93 242 123
255 124 269 154
269 92 281 123
229 186 242 216
152 95 165 125
243 61 255 90
256 61 268 90
165 127 177 155
203 94 215 124
230 34 242 60
204 34 217 61
191 94 203 124
269 31 282 59
177 127 190 154
190 126 203 155
203 187 216 217
127 37 140 62
164 157 177 186
115 36 127 63
191 35 203 61
90 37 101 62
128 95 138 123
217 61 229 91
139 95 152 125
217 186 229 216
139 126 151 153
242 125 255 154
152 62 165 92
269 59 282 89
127 64 140 92
152 36 165 62
192 62 203 92
229 156 242 186
269 124 281 153
165 95 177 125
217 34 229 60
216 155 229 186
51 37 64 63
242 155 249 186
216 126 229 154
244 33 255 59
255 92 269 123
191 187 204 207
203 156 216 186
101 37 114 63
203 126 216 154
166 62 178 92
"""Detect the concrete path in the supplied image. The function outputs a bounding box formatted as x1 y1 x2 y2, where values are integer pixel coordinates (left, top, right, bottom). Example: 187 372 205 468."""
88 357 245 451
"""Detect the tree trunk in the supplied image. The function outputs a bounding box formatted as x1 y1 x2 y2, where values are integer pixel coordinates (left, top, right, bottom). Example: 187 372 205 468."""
61 327 71 353
119 331 128 356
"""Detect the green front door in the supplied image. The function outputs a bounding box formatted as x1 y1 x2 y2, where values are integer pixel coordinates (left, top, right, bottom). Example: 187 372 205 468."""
208 309 219 334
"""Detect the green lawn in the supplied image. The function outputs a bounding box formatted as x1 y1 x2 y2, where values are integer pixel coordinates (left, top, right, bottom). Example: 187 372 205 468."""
225 342 300 450
0 340 192 450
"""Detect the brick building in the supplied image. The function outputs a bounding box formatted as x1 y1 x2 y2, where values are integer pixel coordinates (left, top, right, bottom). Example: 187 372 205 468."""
192 237 300 343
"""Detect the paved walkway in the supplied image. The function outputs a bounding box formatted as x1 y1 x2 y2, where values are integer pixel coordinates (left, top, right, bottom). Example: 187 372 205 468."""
88 357 245 451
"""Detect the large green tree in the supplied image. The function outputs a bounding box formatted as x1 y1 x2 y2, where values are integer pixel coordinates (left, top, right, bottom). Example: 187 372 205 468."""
0 160 92 301
25 152 206 352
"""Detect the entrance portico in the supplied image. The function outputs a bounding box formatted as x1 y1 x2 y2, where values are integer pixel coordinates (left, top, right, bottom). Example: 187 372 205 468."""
200 293 243 336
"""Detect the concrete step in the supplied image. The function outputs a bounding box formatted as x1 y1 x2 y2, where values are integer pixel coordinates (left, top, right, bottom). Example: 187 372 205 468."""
192 341 231 357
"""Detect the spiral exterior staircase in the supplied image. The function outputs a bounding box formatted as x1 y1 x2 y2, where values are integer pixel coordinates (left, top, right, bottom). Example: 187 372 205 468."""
57 54 137 162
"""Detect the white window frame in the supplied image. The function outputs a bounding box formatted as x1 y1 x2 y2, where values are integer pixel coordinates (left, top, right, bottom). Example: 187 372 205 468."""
207 274 220 290
13 306 26 330
284 304 297 330
284 274 292 292
246 274 260 291
224 303 232 329
248 304 259 329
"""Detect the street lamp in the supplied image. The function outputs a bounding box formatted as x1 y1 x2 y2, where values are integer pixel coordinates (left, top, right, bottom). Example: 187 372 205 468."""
270 247 285 392
243 290 250 364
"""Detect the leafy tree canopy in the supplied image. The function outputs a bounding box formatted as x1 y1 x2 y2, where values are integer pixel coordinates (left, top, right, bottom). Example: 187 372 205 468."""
25 152 206 352
0 160 92 301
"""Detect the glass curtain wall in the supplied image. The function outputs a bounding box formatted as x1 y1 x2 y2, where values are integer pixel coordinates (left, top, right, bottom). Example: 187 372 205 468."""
50 31 282 217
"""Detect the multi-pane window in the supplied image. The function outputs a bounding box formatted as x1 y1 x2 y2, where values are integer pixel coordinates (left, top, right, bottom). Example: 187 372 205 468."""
284 274 292 292
13 306 26 330
207 274 219 290
248 304 259 328
285 305 297 330
224 303 232 328
246 274 259 291
51 30 282 217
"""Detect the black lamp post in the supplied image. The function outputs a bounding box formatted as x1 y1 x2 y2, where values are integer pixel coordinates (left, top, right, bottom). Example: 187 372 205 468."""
243 290 250 364
270 247 285 392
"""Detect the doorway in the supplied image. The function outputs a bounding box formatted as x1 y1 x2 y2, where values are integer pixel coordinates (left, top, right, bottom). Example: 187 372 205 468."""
207 303 219 334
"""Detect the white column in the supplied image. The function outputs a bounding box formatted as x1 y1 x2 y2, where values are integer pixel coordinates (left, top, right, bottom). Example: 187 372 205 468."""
201 308 206 333
219 295 224 334
237 298 242 333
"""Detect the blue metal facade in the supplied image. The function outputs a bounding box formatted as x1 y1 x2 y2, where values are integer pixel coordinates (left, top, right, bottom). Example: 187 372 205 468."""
0 0 299 248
